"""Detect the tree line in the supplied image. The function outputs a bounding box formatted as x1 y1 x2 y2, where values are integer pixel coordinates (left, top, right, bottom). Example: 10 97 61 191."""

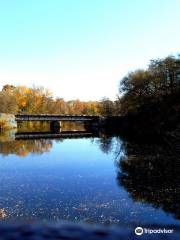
0 85 115 116
0 54 179 119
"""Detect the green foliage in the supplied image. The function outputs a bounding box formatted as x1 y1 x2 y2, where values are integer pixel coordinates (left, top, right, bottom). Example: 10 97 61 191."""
119 55 180 115
99 98 116 116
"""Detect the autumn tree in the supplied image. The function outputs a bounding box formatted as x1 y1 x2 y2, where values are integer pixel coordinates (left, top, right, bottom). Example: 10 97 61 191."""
119 55 180 115
0 85 102 115
0 90 18 113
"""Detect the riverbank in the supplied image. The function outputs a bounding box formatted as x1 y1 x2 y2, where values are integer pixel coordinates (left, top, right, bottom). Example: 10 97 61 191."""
103 97 180 140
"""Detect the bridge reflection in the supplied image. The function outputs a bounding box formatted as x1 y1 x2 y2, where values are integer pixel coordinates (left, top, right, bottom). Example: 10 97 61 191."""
0 130 100 157
15 131 99 140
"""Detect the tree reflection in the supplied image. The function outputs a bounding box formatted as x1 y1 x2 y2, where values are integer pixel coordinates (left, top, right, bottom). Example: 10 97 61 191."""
0 209 7 219
96 134 114 154
0 131 52 156
116 138 180 219
0 121 86 157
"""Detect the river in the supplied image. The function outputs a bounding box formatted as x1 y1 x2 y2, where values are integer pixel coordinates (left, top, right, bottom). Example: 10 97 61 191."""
0 124 179 228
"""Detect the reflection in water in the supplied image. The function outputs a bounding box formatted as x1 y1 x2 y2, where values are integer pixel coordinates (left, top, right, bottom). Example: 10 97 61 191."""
117 138 180 220
0 129 179 227
0 131 99 156
0 209 7 219
15 131 98 140
0 131 123 224
0 139 52 157
96 135 114 154
0 130 52 156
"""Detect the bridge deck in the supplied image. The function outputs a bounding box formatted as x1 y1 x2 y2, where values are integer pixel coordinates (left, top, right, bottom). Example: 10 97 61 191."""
15 114 100 121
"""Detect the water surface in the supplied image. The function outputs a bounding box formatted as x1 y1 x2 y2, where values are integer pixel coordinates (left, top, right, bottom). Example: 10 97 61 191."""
0 129 179 228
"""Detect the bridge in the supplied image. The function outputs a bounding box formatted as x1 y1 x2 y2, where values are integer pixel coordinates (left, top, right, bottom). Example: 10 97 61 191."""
15 114 101 132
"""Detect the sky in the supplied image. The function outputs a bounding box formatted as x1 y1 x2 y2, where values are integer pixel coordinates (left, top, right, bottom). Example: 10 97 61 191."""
0 0 179 101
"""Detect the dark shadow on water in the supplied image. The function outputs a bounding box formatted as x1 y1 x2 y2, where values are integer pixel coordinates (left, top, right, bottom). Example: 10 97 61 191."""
115 135 180 220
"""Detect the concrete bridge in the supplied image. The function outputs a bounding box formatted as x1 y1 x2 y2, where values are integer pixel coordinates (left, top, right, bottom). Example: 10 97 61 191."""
15 114 101 132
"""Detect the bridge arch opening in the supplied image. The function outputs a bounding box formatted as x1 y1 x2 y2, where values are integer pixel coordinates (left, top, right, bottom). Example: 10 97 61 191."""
50 121 61 133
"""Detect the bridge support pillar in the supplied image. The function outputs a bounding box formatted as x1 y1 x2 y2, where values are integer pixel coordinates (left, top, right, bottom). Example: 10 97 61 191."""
50 121 61 133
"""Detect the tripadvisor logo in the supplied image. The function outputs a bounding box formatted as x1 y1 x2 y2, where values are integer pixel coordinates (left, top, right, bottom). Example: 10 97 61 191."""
135 226 174 236
135 227 143 235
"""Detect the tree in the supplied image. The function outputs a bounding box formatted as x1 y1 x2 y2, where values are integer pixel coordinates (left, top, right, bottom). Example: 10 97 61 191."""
99 98 115 116
0 91 18 113
119 54 180 115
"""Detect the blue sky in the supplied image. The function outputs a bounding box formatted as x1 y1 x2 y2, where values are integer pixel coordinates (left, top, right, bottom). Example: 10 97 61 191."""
0 0 179 100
